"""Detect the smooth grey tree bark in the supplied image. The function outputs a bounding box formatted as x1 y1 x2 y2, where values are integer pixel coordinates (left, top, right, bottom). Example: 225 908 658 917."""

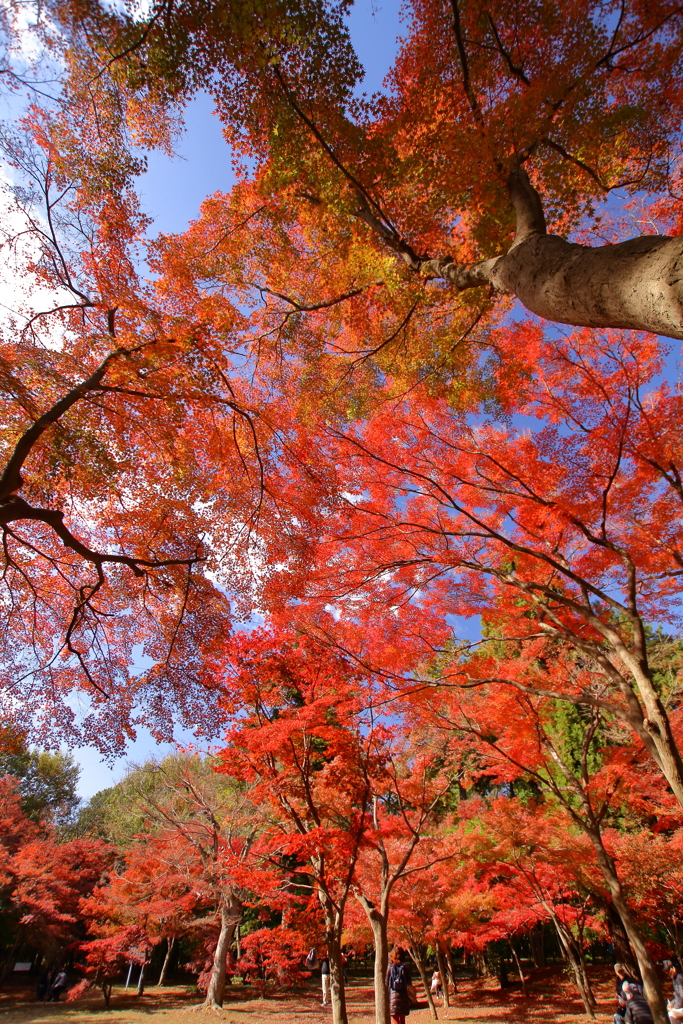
358 168 683 341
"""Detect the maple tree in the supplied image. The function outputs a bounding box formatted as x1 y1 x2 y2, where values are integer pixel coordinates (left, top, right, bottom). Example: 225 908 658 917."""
416 664 675 1022
612 828 683 964
215 628 389 1024
4 2 683 1018
460 798 604 1014
78 833 199 987
69 927 150 1006
36 0 683 347
287 327 683 817
2 0 683 752
351 733 456 1024
111 756 257 1010
0 773 109 982
0 87 344 749
236 926 310 995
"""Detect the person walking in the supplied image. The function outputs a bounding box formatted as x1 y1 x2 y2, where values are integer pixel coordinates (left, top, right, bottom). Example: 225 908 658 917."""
320 953 331 1007
48 969 67 1002
663 959 683 1021
430 968 442 1005
386 947 412 1024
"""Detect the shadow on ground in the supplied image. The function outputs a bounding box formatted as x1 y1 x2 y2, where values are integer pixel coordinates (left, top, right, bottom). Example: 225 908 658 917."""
0 968 618 1024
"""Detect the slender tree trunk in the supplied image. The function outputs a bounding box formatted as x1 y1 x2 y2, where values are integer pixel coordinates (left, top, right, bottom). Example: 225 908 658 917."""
529 924 546 968
0 939 21 985
550 913 596 1018
508 939 527 996
408 945 438 1020
435 945 450 1007
493 943 509 989
444 945 458 995
197 892 242 1011
137 961 147 997
157 936 175 987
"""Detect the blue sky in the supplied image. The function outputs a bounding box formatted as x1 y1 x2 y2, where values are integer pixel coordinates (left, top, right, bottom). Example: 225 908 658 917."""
138 1 405 236
72 0 405 800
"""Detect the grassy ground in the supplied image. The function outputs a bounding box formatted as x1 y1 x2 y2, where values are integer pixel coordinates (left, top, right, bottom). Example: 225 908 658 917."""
0 968 619 1024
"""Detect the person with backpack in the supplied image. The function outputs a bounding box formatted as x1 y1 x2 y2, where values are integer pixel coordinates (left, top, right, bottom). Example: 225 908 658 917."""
386 947 412 1024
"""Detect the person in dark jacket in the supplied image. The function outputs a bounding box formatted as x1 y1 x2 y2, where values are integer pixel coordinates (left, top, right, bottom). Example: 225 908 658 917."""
663 959 683 1020
320 954 331 1007
613 963 640 1023
623 983 653 1024
386 946 412 1024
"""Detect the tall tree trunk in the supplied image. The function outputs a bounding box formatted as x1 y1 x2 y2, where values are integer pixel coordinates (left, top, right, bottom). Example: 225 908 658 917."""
434 944 450 1007
444 945 458 995
550 912 596 1018
197 892 242 1011
157 936 175 987
597 898 639 978
408 945 438 1020
324 918 348 1024
587 833 668 1024
136 961 147 997
508 939 527 996
355 895 389 1024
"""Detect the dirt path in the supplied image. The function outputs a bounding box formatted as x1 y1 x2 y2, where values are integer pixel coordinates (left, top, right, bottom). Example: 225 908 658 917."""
0 972 619 1024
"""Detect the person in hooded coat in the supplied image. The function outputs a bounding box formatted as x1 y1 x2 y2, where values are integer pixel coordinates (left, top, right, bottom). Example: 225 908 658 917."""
386 947 412 1024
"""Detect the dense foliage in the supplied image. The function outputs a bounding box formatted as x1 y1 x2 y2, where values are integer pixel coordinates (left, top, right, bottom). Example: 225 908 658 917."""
2 1 683 1023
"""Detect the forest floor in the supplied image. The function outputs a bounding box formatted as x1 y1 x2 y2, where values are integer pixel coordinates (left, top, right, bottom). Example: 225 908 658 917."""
0 968 621 1024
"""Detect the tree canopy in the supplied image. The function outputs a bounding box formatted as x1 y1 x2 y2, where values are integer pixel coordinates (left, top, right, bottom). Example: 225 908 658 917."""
1 6 683 1021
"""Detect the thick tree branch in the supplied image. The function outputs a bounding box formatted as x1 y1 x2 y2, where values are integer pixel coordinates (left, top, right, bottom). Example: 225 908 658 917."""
387 168 683 341
0 343 148 500
0 494 201 575
273 71 683 340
